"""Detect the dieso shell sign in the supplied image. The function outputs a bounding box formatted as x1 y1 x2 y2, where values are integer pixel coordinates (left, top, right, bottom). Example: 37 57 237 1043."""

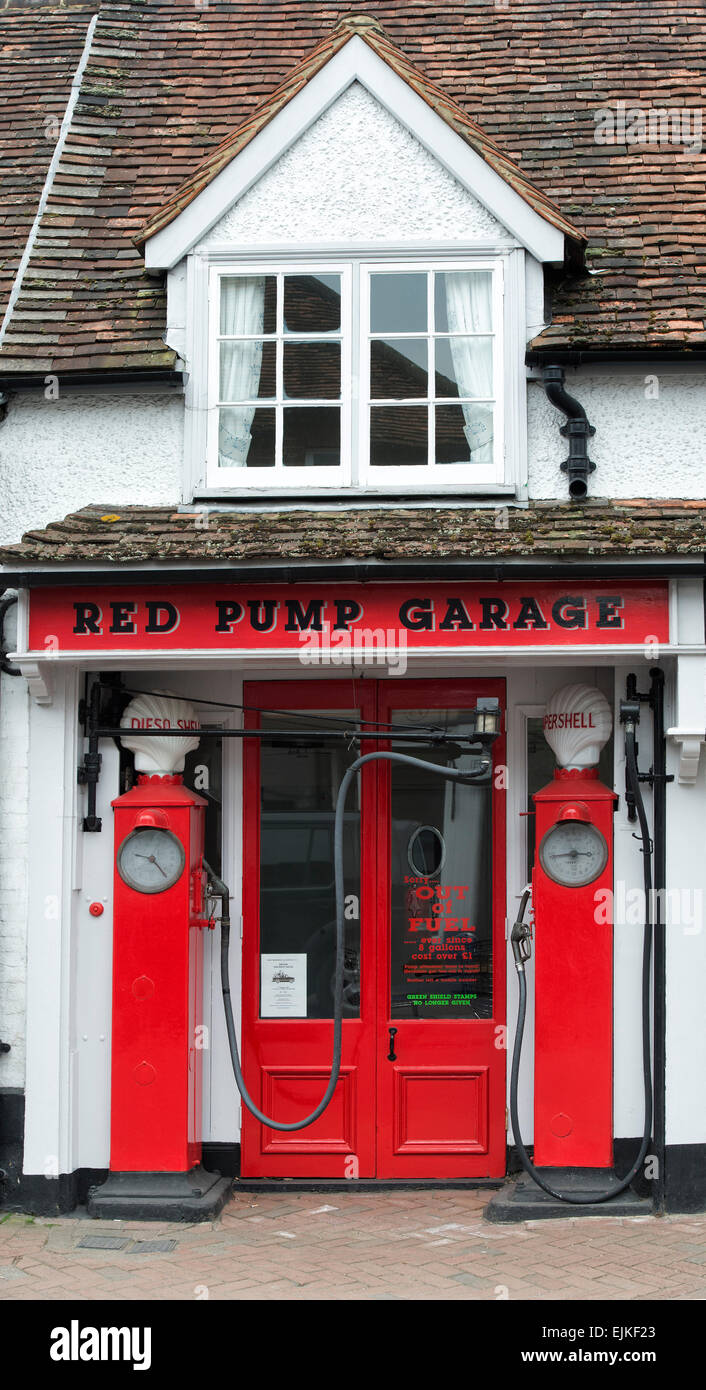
543 684 612 770
119 691 200 775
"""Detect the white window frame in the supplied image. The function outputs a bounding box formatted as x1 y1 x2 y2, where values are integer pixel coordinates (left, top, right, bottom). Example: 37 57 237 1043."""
358 259 505 490
196 249 524 498
207 261 353 490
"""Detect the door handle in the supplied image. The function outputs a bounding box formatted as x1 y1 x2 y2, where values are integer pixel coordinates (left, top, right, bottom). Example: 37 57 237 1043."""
387 1026 398 1062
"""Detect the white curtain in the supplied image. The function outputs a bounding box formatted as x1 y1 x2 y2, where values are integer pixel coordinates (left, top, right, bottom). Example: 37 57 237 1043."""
444 271 493 467
218 276 266 468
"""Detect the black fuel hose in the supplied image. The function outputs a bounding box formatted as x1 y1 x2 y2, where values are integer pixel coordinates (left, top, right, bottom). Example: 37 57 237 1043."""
214 749 491 1131
509 725 653 1203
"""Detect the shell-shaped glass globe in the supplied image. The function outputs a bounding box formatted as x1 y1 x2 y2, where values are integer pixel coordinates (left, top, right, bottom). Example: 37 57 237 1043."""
119 690 200 774
543 684 612 770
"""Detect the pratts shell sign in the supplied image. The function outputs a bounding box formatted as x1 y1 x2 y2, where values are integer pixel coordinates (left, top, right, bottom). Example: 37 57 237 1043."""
543 684 613 769
119 691 200 774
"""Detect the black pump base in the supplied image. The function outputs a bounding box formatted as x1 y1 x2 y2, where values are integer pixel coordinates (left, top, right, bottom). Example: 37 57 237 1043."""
484 1169 652 1223
87 1166 232 1222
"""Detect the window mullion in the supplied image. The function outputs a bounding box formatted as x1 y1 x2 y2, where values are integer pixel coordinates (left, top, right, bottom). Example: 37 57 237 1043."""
428 270 435 469
275 273 284 471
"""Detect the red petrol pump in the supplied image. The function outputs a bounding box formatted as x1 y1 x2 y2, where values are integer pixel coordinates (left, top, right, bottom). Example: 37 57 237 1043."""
89 693 231 1220
492 682 655 1218
533 771 616 1168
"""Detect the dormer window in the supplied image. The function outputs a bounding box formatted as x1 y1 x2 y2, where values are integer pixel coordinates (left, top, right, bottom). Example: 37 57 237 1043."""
207 257 505 493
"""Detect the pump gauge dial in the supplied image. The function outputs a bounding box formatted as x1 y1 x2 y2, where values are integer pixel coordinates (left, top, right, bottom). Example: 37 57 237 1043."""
538 819 608 888
117 827 185 894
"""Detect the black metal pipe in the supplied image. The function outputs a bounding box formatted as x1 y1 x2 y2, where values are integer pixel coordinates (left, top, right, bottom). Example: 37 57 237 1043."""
94 725 491 744
650 667 667 1214
80 682 103 832
541 365 596 500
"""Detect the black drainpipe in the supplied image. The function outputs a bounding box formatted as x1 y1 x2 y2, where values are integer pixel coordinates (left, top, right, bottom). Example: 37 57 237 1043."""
541 365 596 500
649 668 667 1214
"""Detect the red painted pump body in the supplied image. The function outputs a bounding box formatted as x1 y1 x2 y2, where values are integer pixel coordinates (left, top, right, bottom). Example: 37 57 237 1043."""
110 775 208 1173
532 769 617 1169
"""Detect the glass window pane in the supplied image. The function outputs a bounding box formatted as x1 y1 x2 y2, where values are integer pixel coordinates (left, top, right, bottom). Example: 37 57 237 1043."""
449 402 493 462
218 406 275 468
220 275 276 335
435 337 493 400
434 271 493 334
435 405 473 465
283 407 340 468
259 714 361 1019
371 338 428 400
219 341 275 401
389 712 493 1019
370 273 427 333
284 274 341 334
370 406 427 467
283 341 340 400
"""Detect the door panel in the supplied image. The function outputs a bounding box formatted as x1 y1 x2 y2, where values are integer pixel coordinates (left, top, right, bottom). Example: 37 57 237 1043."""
391 1066 489 1156
241 681 377 1178
376 680 506 1178
241 677 506 1179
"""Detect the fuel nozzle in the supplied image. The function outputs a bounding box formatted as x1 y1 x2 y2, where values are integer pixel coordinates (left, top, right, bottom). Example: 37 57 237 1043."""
511 887 533 971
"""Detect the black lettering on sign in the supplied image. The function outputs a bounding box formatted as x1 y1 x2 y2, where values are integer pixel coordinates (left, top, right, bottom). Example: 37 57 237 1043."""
439 598 475 631
479 598 508 631
596 595 624 629
513 596 549 630
333 599 362 631
214 601 243 633
72 603 102 636
73 602 102 635
247 599 279 632
145 601 179 634
399 599 434 632
109 602 137 634
552 595 587 629
284 599 326 632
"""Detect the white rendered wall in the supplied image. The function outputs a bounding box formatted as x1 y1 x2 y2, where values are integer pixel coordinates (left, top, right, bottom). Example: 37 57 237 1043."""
0 389 183 545
201 82 510 247
528 368 706 500
0 602 29 1089
3 367 702 545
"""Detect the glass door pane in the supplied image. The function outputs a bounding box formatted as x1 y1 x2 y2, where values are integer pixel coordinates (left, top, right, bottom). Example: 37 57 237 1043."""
389 710 493 1020
258 712 361 1019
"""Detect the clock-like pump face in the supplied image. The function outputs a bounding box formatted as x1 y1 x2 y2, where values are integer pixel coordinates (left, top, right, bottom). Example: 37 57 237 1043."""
538 818 608 888
117 826 186 894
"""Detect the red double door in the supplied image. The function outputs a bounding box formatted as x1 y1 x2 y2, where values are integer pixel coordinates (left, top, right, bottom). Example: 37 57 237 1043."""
241 678 506 1179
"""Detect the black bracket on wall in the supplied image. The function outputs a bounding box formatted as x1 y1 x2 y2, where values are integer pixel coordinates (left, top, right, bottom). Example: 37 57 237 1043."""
541 365 596 500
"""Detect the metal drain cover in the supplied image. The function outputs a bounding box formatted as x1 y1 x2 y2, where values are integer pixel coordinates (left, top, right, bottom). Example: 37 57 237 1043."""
77 1235 130 1251
132 1239 178 1253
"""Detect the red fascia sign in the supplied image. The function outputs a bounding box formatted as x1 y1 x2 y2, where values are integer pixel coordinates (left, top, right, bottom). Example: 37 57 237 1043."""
28 581 670 653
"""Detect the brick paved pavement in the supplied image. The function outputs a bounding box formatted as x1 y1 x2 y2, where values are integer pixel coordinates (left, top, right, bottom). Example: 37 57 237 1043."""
0 1189 704 1301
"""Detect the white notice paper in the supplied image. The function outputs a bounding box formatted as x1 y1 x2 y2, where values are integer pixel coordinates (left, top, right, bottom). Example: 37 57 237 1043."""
260 954 307 1018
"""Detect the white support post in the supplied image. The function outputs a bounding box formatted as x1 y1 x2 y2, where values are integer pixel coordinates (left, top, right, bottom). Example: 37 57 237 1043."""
22 665 80 1177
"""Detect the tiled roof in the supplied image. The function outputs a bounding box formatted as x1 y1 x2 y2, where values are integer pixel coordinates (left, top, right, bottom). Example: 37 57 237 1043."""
0 3 100 351
138 14 583 253
0 2 705 373
2 500 706 568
